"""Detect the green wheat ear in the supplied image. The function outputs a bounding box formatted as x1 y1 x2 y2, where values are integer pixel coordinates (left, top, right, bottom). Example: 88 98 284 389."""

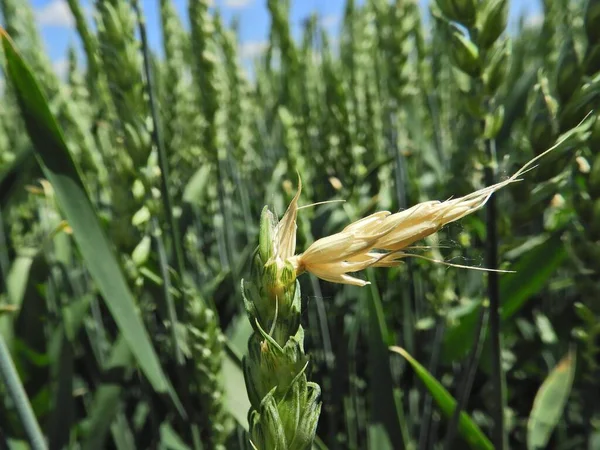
186 294 230 449
241 206 321 450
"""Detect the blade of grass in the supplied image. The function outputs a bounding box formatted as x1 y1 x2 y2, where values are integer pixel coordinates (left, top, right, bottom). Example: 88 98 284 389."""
0 333 47 450
390 346 493 450
527 350 576 450
0 28 184 416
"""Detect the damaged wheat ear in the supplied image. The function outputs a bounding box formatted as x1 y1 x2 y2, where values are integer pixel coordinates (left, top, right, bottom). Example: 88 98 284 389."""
280 126 586 286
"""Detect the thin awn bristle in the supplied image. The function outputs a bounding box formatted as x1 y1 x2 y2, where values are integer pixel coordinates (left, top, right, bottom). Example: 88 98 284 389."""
297 199 346 210
404 244 455 250
511 111 593 179
399 252 517 274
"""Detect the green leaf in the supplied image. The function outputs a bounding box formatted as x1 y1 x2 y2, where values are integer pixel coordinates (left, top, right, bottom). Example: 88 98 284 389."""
527 351 576 450
0 248 42 349
0 147 35 209
47 334 74 450
442 233 566 363
498 69 538 146
0 29 183 415
81 335 134 450
499 233 567 320
223 344 251 431
390 346 493 450
10 254 50 370
183 165 212 204
6 439 31 450
6 249 39 311
61 295 92 343
159 423 191 450
226 313 253 358
367 424 393 450
312 436 329 450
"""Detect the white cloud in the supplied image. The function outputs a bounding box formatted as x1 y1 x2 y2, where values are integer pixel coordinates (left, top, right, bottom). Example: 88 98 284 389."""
35 0 74 28
239 40 268 59
53 58 70 80
321 14 340 28
224 0 253 8
524 13 543 28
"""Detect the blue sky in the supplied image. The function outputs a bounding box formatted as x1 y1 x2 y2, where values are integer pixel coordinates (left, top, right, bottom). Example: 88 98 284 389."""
28 0 542 78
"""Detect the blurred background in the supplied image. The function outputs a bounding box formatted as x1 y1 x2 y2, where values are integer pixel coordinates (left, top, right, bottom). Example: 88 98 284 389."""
1 0 599 449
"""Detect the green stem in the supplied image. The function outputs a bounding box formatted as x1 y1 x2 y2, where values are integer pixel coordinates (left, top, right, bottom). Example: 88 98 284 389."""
443 306 489 449
484 138 506 450
418 316 446 450
134 4 201 447
66 0 99 88
0 209 9 294
0 334 47 450
133 0 187 295
152 217 183 367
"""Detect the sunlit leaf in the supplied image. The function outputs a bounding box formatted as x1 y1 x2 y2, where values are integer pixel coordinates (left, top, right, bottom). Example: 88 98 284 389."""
527 351 576 450
390 346 493 450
